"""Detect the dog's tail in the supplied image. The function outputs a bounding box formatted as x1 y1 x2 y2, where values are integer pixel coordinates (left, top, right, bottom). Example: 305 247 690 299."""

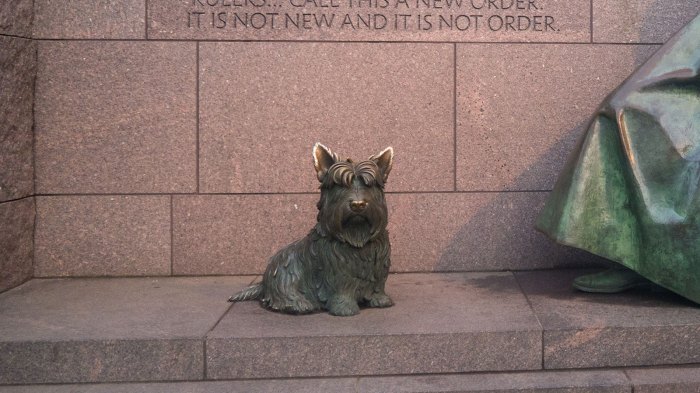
228 283 263 302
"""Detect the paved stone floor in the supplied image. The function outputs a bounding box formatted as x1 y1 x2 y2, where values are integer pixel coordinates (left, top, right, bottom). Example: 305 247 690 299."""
1 270 699 391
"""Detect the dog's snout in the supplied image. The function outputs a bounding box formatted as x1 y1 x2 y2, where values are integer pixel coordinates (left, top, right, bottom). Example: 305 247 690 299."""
350 200 368 212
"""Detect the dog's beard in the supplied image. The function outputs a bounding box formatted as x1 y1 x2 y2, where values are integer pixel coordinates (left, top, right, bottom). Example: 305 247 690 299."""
317 208 385 248
316 192 388 248
338 215 374 248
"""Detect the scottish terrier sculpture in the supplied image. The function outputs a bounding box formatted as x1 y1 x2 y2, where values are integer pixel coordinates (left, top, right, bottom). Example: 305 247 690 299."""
229 143 394 316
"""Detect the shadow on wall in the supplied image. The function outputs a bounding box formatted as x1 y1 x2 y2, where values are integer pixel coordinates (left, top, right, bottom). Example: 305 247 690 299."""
634 0 700 72
436 121 608 271
638 0 700 45
435 6 688 271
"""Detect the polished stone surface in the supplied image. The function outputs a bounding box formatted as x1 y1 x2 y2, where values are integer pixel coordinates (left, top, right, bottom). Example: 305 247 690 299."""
516 270 700 369
627 365 700 393
357 369 630 392
35 196 171 277
593 0 700 43
198 42 453 193
0 36 35 202
0 380 355 393
2 272 700 386
33 0 145 39
387 192 592 272
456 43 658 191
0 198 34 293
0 369 632 392
20 3 700 281
207 273 542 379
0 276 251 384
35 41 196 193
173 193 591 275
148 0 590 42
173 194 318 275
0 0 34 37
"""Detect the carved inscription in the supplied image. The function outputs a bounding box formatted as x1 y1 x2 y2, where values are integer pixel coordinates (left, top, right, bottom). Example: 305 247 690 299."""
187 0 559 34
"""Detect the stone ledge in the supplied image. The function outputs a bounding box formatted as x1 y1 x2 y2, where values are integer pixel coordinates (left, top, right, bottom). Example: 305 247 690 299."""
516 270 700 369
207 273 542 379
1 271 699 385
0 276 252 384
4 367 700 392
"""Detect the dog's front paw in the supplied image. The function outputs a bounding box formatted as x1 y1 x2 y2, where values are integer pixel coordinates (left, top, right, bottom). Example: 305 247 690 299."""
286 298 316 314
368 293 394 308
328 295 360 316
268 297 316 314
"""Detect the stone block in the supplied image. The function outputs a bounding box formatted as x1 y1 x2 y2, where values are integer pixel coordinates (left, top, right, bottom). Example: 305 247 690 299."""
0 198 35 293
173 194 319 275
35 41 196 194
172 193 590 275
0 276 251 384
0 36 35 201
33 0 146 39
387 192 592 271
34 196 171 277
207 273 542 379
0 369 632 392
456 43 659 191
627 366 700 393
198 42 453 193
357 369 631 392
149 0 590 42
516 270 700 369
0 340 201 385
593 1 700 43
0 0 34 37
0 380 358 393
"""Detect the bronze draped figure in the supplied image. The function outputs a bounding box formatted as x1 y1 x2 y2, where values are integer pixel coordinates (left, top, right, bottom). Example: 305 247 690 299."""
537 13 700 303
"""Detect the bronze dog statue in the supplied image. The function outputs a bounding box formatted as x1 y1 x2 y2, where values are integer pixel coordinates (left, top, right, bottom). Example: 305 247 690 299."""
229 143 394 316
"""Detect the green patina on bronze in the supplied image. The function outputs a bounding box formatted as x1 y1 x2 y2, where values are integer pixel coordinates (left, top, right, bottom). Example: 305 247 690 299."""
537 13 700 304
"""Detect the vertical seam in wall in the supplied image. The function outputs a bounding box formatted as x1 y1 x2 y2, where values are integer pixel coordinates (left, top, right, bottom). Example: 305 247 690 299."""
31 0 36 37
32 199 38 278
452 43 457 192
589 0 594 43
170 195 174 275
202 338 207 380
145 0 149 40
31 59 37 198
196 42 200 193
622 369 635 392
31 30 39 279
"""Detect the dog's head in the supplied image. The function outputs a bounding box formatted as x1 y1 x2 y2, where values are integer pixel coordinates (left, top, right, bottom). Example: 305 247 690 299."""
312 143 393 248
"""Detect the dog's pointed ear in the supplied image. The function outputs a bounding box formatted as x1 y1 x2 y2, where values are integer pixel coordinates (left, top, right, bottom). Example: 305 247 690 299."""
313 143 337 182
370 147 393 182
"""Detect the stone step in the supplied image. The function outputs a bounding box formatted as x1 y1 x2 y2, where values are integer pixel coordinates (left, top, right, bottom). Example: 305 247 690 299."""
2 366 700 392
208 272 541 379
1 271 699 385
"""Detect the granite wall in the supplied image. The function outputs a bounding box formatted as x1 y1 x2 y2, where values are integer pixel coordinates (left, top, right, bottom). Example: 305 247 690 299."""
26 1 700 277
0 1 36 291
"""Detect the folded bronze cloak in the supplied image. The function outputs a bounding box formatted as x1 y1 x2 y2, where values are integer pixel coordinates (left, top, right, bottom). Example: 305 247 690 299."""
537 13 700 303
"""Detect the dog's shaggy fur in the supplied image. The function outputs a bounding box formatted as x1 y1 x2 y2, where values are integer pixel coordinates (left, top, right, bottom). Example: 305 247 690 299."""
229 143 394 316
